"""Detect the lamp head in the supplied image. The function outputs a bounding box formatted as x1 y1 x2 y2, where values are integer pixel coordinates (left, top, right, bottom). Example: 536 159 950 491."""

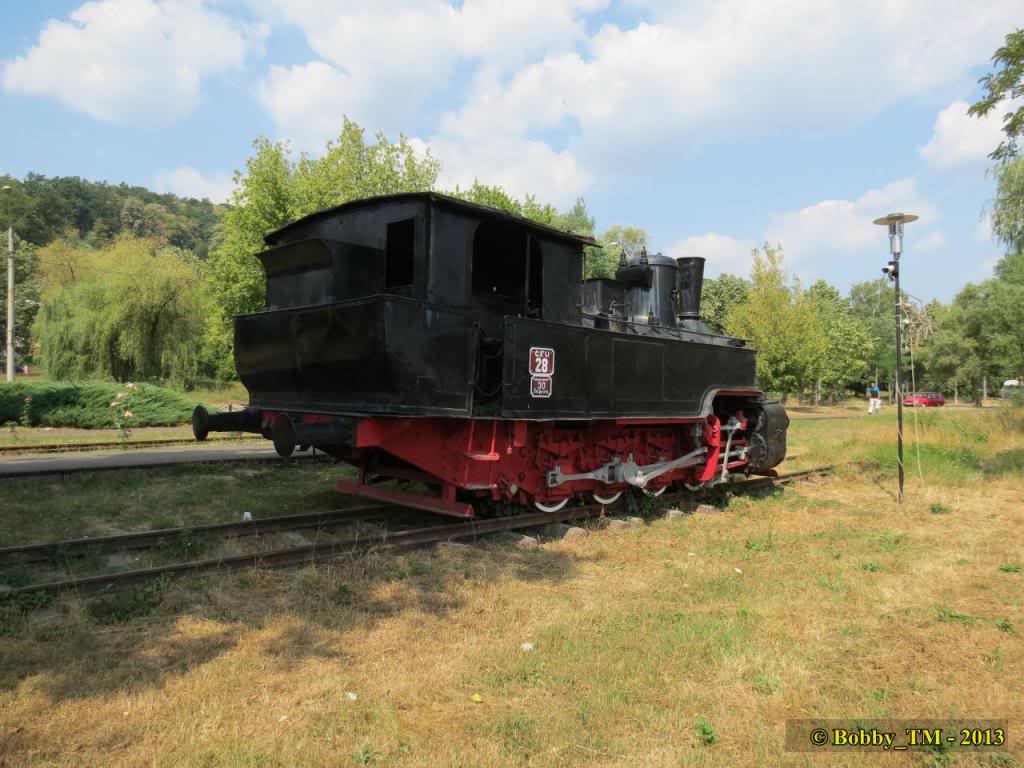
873 212 918 257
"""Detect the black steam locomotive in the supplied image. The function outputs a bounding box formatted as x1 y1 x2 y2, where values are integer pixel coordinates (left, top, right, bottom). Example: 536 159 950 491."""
193 193 788 516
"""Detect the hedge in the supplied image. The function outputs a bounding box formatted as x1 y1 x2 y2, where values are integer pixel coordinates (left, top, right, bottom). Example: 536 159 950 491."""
0 381 201 429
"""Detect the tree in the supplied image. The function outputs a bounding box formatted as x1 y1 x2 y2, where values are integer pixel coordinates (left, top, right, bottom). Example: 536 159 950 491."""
203 120 442 378
725 245 825 399
0 173 221 253
598 225 647 260
924 322 986 405
920 258 1024 404
0 238 40 369
452 181 524 215
701 274 750 334
847 279 898 385
989 159 1024 251
450 182 596 237
805 280 874 401
587 225 649 280
968 29 1024 163
34 235 204 385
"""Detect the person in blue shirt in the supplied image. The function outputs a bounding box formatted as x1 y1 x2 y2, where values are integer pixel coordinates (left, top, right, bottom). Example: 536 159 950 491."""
868 383 881 414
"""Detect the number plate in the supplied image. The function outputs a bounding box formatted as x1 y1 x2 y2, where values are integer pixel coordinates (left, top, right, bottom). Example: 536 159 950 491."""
528 347 555 376
530 375 552 398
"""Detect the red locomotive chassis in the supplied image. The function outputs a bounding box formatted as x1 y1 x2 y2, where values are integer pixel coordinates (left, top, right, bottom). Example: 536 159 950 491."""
206 399 786 517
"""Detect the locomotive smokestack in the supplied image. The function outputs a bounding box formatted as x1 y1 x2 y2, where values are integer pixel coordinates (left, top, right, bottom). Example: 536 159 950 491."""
675 256 705 320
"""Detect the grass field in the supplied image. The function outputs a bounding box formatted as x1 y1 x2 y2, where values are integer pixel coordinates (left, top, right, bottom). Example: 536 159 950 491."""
0 406 1021 766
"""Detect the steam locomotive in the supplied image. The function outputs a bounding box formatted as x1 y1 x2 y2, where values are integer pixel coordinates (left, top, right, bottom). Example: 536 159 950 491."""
193 193 788 517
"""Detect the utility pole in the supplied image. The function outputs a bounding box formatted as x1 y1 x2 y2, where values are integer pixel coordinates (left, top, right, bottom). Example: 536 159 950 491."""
875 212 917 502
4 185 13 382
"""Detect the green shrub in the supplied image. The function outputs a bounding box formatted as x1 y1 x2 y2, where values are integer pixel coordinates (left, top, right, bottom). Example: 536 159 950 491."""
0 381 208 428
695 716 718 745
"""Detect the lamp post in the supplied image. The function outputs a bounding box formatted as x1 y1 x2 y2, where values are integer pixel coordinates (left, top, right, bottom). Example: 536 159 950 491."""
873 212 918 502
3 185 13 383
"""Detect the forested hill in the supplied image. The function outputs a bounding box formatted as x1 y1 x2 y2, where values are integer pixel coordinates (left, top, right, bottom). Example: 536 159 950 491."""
0 173 223 258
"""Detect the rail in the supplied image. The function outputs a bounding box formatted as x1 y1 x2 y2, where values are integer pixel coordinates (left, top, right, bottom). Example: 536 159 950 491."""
0 466 833 599
0 435 261 456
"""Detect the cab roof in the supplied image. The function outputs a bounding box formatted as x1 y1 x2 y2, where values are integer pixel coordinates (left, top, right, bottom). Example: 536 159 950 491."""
264 191 600 248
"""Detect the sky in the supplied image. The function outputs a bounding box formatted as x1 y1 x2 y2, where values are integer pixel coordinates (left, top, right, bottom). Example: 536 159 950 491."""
1 0 1021 302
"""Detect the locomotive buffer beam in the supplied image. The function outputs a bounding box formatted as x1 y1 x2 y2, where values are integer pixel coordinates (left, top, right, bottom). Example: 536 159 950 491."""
547 447 707 490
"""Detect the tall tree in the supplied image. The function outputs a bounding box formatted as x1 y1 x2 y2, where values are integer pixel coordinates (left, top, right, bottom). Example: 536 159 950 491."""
725 245 825 399
701 274 750 334
847 279 898 385
971 30 1024 254
0 237 39 370
203 120 441 377
805 280 874 401
968 28 1024 163
921 254 1024 403
989 159 1024 252
34 235 204 385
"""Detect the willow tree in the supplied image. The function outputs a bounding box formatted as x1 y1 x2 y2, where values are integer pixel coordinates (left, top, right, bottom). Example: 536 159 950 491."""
34 235 203 385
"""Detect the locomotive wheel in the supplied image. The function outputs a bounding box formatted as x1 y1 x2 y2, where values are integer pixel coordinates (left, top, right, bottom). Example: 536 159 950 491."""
643 485 667 497
534 497 569 512
592 491 622 505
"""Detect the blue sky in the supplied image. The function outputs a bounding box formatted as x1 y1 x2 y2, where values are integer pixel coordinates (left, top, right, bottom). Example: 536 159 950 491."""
1 0 1020 302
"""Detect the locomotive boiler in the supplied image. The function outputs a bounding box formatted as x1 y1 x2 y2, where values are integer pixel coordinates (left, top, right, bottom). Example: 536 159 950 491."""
193 193 788 516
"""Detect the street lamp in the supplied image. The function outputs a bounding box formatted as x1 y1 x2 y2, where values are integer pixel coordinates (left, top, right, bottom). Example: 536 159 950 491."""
873 211 918 502
3 185 13 383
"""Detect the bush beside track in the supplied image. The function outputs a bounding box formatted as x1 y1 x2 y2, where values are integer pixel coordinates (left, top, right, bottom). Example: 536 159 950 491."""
0 381 213 428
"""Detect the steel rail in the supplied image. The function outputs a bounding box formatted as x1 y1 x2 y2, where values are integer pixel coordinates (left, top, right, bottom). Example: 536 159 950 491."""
0 503 396 565
0 451 318 480
0 466 833 598
0 435 260 456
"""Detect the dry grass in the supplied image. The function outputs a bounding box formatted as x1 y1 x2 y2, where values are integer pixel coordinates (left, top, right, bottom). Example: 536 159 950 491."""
0 408 1021 767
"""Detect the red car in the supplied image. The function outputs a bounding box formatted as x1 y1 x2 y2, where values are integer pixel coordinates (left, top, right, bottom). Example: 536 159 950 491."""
904 392 945 407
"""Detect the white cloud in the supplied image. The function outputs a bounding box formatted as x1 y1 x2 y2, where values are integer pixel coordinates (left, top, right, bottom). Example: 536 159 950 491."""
256 0 603 150
2 0 265 124
665 234 758 277
257 62 358 152
251 0 1023 205
673 178 940 278
915 231 947 252
431 136 590 209
438 0 1024 181
764 178 937 263
920 99 1006 169
153 166 233 202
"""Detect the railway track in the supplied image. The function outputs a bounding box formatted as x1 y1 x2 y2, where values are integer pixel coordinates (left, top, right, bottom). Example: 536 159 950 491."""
0 446 321 480
0 466 833 600
0 435 260 456
0 503 396 566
